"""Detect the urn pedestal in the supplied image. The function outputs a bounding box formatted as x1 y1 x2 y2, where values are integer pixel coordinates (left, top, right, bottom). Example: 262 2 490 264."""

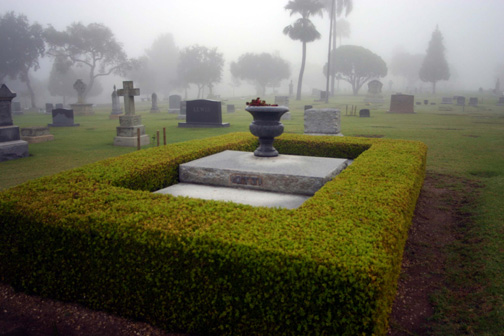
245 105 289 157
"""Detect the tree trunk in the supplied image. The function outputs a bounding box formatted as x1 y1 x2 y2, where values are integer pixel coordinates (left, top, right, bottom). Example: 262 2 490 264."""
331 12 337 96
296 42 307 101
24 71 37 109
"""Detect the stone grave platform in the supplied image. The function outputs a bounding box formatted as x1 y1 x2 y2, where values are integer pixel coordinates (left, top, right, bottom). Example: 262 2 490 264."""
155 150 350 209
20 126 54 143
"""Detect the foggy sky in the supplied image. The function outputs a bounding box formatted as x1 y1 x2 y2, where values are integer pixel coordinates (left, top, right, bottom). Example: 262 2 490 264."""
4 0 504 97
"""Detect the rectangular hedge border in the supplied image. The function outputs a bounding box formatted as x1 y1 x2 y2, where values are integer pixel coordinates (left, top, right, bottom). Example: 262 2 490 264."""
0 132 427 335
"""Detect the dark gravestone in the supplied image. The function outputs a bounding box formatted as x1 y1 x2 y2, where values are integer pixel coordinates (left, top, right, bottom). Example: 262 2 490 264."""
304 105 313 111
12 102 22 115
45 103 54 114
55 103 64 109
359 109 370 118
48 109 80 127
0 84 29 162
168 95 182 114
442 97 453 104
424 100 429 105
456 96 466 106
178 101 187 120
468 97 478 106
227 104 235 113
498 97 504 106
178 99 229 128
388 94 415 114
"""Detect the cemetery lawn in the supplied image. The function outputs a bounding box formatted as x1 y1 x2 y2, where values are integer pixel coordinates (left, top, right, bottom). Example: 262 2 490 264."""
1 95 503 335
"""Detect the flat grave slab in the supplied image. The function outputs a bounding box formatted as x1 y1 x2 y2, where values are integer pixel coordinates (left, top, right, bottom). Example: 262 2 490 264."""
156 183 310 209
178 150 350 196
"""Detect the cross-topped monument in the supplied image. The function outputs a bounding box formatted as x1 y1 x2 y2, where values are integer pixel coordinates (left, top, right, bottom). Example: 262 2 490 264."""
117 81 140 116
113 81 149 147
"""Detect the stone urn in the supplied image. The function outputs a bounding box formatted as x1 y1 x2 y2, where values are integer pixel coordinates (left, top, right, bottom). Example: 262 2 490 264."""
245 105 289 157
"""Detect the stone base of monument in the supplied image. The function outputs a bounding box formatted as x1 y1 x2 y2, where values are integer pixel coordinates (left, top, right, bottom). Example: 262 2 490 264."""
113 135 150 147
70 103 94 116
20 127 54 144
155 150 350 209
0 140 29 162
168 108 180 114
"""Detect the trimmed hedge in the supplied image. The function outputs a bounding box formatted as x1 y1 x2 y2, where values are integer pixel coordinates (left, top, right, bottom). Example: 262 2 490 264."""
0 132 427 335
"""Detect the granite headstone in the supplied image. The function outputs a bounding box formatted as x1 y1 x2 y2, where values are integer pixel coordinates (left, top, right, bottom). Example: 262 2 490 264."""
178 99 229 128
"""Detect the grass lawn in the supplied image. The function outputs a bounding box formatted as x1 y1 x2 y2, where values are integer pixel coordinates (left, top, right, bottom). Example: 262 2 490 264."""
1 93 503 334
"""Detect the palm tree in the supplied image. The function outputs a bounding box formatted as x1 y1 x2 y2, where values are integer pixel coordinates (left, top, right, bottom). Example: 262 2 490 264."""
283 0 324 100
321 0 353 95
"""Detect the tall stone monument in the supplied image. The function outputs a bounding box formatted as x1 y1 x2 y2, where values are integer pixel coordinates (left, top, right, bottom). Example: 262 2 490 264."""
70 79 94 115
113 81 150 147
0 84 29 162
110 85 123 119
150 92 160 113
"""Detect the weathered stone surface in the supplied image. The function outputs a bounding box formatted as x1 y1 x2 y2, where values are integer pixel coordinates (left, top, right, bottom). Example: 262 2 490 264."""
388 94 415 114
156 183 310 209
48 109 79 127
116 125 146 137
0 101 13 127
0 126 21 142
119 115 142 127
304 108 342 135
20 126 50 137
113 134 150 147
0 140 28 162
168 95 182 114
179 150 350 196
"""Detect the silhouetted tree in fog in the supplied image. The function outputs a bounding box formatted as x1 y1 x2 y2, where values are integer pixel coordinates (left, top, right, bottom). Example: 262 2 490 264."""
177 45 224 99
283 0 324 100
419 25 450 94
0 12 44 108
325 45 387 95
44 22 131 101
230 53 290 96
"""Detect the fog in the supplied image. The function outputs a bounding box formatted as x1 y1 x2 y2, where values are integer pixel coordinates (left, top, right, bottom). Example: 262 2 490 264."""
4 0 504 102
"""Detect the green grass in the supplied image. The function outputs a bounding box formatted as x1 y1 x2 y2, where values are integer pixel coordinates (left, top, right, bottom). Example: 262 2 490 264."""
1 93 504 334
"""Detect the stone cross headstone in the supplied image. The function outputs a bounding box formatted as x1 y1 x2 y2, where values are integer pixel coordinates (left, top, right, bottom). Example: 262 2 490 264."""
73 79 87 104
150 92 160 113
111 85 123 116
117 81 140 116
388 94 415 113
168 94 182 114
48 108 80 127
114 81 149 147
178 99 230 128
304 108 343 136
0 84 29 162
